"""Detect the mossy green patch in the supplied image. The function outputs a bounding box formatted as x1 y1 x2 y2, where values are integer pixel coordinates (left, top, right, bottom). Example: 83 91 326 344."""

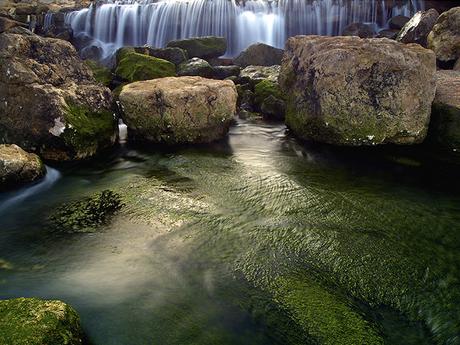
84 59 113 86
254 80 283 105
0 297 83 345
62 102 116 157
48 189 123 233
115 52 176 82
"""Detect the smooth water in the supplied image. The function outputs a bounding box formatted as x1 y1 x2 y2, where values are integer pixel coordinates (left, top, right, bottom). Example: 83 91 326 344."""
63 0 424 58
1 119 459 344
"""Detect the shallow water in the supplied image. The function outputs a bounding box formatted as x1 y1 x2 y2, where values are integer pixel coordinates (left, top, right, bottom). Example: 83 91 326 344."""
1 119 459 345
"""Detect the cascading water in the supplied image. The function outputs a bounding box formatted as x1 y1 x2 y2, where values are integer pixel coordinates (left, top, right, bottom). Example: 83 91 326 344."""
65 0 424 58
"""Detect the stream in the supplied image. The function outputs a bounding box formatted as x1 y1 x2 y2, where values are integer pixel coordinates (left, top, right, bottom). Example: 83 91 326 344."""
0 118 459 345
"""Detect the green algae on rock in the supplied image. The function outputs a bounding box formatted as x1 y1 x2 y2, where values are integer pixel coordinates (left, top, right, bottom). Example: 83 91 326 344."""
48 190 123 233
0 297 83 345
167 36 226 59
84 59 113 86
115 51 176 82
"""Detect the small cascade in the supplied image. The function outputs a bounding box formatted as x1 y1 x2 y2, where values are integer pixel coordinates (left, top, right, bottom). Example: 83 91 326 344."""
65 0 424 58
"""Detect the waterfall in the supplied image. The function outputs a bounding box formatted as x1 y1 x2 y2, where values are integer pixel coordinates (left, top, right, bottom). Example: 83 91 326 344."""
64 0 424 58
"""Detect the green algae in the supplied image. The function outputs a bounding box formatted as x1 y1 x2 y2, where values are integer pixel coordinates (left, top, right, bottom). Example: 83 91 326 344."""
62 102 116 157
48 190 123 233
84 60 113 86
0 297 83 345
115 52 176 82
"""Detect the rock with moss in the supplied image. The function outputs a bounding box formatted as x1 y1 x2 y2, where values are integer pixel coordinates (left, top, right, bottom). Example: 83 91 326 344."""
239 65 280 87
115 46 188 67
177 57 214 77
0 29 117 161
254 80 285 120
427 7 460 64
0 144 45 191
119 76 237 144
428 70 460 151
0 297 83 345
279 35 436 146
84 59 113 86
49 189 122 233
397 9 439 47
167 36 226 59
115 51 176 82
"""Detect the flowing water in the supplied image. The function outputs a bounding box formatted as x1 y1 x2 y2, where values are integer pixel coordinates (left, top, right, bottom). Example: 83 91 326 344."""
61 0 424 58
1 118 459 344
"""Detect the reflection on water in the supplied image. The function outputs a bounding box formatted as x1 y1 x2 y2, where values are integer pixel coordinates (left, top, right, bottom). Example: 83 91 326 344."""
0 119 459 345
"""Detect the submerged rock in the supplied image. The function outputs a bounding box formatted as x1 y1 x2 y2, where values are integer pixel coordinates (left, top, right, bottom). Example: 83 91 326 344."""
178 57 214 78
279 35 436 146
427 7 460 64
342 22 376 38
0 29 117 161
115 50 176 82
0 144 45 191
119 76 237 144
428 70 460 150
49 190 123 233
167 36 227 59
397 9 439 47
0 297 83 345
234 43 284 67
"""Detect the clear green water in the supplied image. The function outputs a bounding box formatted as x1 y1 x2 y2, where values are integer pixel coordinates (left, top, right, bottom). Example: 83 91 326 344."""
1 119 459 345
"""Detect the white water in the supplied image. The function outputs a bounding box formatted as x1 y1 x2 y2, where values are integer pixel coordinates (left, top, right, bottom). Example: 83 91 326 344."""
64 0 424 59
0 166 61 214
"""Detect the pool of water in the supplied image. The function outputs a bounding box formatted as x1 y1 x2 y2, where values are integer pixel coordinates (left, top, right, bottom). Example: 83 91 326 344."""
1 118 459 345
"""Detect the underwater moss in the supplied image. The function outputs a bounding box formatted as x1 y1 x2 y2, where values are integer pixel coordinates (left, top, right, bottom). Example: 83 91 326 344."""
48 190 123 233
0 297 83 345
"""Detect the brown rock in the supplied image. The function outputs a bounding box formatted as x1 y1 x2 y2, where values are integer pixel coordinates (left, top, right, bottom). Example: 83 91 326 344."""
397 9 439 47
119 77 237 144
427 7 460 63
279 35 436 146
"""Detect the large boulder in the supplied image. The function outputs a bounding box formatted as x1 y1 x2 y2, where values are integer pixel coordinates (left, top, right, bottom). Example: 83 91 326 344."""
428 70 460 150
0 16 26 33
427 7 460 63
0 144 45 191
119 76 237 144
167 36 227 59
177 57 214 77
279 35 436 146
0 297 83 345
115 50 176 82
397 9 439 47
0 29 117 161
234 43 284 67
342 22 376 38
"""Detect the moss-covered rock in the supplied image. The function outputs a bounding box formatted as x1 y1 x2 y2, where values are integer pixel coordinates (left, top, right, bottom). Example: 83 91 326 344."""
84 59 113 86
115 51 176 82
119 76 237 144
0 297 83 345
0 144 45 191
177 57 213 77
0 29 117 161
48 189 123 233
253 80 285 120
167 36 227 59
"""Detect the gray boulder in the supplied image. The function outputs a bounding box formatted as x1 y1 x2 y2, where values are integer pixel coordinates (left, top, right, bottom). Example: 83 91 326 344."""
212 65 241 79
397 9 439 47
388 15 410 30
342 22 376 38
178 57 214 77
279 35 436 146
239 65 280 86
234 43 284 67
